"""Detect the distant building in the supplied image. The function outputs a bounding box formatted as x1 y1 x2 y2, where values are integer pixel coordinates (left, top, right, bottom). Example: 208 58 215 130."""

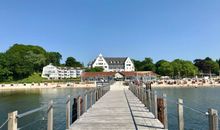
81 71 158 82
89 54 135 72
41 64 83 79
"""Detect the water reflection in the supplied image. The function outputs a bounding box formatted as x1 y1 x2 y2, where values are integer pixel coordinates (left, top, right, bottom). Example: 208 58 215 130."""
154 87 220 130
0 88 90 130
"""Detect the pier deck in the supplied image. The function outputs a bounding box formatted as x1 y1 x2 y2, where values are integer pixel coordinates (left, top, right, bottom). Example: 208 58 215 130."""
70 82 165 130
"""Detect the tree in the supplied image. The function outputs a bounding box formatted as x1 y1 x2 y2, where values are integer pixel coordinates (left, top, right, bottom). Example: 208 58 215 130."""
46 52 62 66
172 59 198 78
141 58 156 72
65 57 83 67
132 59 142 71
194 57 219 75
5 44 48 79
156 61 174 77
85 67 104 72
0 53 12 81
133 58 156 71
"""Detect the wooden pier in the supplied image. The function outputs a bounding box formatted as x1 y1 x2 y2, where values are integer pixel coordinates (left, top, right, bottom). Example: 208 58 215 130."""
3 81 219 130
70 82 166 130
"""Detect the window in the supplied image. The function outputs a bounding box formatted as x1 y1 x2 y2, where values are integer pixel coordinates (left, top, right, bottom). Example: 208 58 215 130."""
126 64 131 66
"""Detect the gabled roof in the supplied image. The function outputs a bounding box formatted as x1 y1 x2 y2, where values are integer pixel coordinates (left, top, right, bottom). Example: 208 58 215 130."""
104 57 128 65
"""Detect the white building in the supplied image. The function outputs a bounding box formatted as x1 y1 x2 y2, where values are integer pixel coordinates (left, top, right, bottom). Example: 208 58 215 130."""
42 64 83 79
89 54 135 72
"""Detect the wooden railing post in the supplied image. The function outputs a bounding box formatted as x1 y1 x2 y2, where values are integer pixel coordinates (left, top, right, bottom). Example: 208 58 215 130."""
66 95 71 129
84 92 88 112
90 91 93 107
139 87 141 100
163 94 168 129
141 88 144 102
100 87 103 97
153 91 158 119
94 90 96 103
96 89 99 101
178 98 184 130
147 89 152 112
144 88 147 107
209 108 218 130
47 100 53 130
8 111 17 130
77 96 81 119
157 94 168 129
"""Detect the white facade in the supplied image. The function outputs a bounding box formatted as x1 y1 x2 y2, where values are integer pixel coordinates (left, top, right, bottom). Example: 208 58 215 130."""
124 57 135 71
42 64 83 79
92 54 109 72
90 54 135 72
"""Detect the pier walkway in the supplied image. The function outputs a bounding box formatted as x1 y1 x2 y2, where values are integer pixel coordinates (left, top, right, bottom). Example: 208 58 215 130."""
70 82 165 130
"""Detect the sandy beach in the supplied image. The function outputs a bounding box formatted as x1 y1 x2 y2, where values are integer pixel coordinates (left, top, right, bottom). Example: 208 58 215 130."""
0 82 96 91
151 79 220 88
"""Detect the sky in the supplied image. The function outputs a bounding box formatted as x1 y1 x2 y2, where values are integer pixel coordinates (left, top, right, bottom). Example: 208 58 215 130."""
0 0 220 64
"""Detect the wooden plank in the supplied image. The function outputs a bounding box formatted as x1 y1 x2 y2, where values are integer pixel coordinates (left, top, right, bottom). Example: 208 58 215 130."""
70 82 166 130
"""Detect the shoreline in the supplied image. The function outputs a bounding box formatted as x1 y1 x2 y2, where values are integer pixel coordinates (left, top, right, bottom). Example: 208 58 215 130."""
152 84 220 88
0 82 96 91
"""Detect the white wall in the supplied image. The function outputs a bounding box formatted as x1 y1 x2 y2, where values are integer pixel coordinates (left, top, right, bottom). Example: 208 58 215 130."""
124 58 135 71
42 64 59 79
92 54 109 71
42 64 83 79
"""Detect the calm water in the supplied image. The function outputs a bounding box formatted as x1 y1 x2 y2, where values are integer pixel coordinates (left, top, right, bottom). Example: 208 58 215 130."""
0 87 220 130
154 87 220 130
0 88 91 130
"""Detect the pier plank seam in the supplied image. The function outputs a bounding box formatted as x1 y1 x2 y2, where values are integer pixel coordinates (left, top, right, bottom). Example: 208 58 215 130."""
70 82 166 130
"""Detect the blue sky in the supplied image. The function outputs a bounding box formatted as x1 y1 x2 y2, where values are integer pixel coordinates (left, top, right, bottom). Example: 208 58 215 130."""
0 0 220 64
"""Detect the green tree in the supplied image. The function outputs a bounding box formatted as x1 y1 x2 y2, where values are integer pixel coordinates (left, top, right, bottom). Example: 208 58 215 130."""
85 67 104 72
156 61 174 77
172 59 198 78
132 59 142 71
194 57 219 75
65 57 83 67
5 44 48 79
141 58 156 71
46 52 62 66
0 53 12 81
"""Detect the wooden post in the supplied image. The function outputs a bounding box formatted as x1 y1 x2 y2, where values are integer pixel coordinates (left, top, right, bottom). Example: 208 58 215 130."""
144 88 147 107
157 94 168 129
94 90 96 103
209 108 218 130
8 111 17 130
66 95 70 129
147 89 152 112
84 92 88 112
90 91 93 107
141 88 144 102
96 89 99 101
139 87 141 100
100 88 103 97
77 97 81 119
47 100 53 130
163 94 168 129
153 91 158 119
178 98 184 130
157 98 164 124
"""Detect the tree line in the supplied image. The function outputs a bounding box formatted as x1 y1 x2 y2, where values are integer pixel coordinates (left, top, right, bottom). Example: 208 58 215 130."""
133 57 220 78
0 44 83 82
1 44 220 82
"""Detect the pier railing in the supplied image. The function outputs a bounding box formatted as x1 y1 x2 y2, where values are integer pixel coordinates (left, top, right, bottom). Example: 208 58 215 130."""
129 82 219 130
1 81 112 130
